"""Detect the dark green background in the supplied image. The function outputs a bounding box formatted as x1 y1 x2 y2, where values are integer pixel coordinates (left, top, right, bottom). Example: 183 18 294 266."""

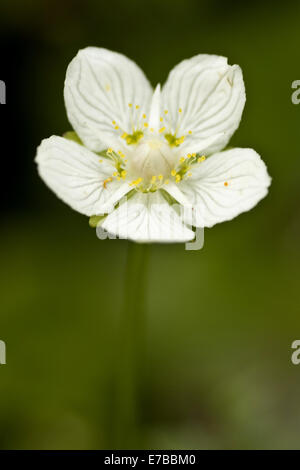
0 0 300 449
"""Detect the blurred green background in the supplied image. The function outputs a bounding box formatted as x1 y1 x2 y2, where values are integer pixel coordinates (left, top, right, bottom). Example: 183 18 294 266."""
1 0 300 450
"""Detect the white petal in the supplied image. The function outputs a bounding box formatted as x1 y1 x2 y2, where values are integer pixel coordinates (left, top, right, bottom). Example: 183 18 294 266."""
162 181 190 206
179 148 271 227
64 47 153 152
162 54 245 155
35 136 130 216
148 84 161 132
101 191 194 243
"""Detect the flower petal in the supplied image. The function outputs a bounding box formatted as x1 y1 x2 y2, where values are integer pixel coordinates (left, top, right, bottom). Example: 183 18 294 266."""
162 54 245 155
178 148 271 227
148 84 161 132
101 191 194 242
64 47 153 152
35 136 130 216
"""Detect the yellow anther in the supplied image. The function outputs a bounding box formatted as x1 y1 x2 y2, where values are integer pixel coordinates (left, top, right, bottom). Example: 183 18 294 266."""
151 175 157 183
128 103 132 108
160 117 163 122
144 122 148 128
103 177 112 188
121 132 128 139
164 110 168 114
180 157 185 163
179 108 182 113
187 153 191 159
107 148 113 154
159 127 166 133
136 105 140 109
112 120 116 125
158 174 163 180
192 153 196 157
117 176 121 181
175 174 181 183
188 172 192 177
143 114 146 119
121 170 127 179
171 169 176 177
224 181 228 187
114 126 119 130
165 179 169 185
113 171 118 176
198 155 206 163
130 177 143 187
99 159 103 163
188 130 192 134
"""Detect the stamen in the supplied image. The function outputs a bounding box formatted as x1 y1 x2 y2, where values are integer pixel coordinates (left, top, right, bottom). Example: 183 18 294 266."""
103 177 112 189
130 177 143 187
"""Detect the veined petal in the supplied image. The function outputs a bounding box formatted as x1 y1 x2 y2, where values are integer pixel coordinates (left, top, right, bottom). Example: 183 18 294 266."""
162 181 190 206
101 191 194 243
64 47 153 152
179 148 271 228
35 136 130 216
162 54 245 155
148 84 161 132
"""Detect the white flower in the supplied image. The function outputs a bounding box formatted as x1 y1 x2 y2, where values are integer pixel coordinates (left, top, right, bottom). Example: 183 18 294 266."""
36 48 271 243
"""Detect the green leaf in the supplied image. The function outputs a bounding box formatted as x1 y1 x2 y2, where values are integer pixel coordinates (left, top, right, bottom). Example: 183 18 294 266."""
63 131 83 145
89 215 106 228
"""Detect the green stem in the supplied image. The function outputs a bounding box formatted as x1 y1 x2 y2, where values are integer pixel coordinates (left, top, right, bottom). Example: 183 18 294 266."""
112 241 150 449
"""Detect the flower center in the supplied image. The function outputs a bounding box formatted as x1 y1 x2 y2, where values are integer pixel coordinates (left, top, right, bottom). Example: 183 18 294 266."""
130 139 176 184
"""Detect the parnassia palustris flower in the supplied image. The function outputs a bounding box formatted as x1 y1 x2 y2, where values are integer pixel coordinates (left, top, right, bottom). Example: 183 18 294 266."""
36 48 271 242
